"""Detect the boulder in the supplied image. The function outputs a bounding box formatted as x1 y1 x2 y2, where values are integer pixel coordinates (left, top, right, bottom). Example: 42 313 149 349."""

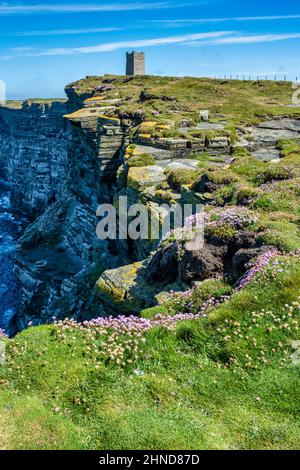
96 261 157 312
232 245 274 278
199 110 209 121
179 243 226 283
147 229 274 285
127 165 167 191
147 242 180 284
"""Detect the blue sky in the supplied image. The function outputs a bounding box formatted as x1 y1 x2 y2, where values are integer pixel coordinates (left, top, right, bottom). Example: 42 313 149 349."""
0 0 299 99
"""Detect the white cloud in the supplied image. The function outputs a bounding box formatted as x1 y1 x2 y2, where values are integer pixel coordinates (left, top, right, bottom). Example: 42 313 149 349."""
216 33 300 44
7 30 300 61
9 27 122 37
0 2 191 15
17 31 234 56
148 14 300 26
187 33 300 46
235 15 300 21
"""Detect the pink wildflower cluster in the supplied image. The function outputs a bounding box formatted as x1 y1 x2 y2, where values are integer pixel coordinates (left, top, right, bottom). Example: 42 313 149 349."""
0 328 7 338
185 206 257 230
168 249 299 312
54 249 298 368
237 249 280 289
236 248 300 290
204 206 258 229
160 206 258 246
55 312 204 367
251 249 300 285
162 288 230 315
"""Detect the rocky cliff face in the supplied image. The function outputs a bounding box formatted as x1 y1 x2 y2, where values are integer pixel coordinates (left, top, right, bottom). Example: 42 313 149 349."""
0 102 70 218
1 76 299 335
0 98 127 333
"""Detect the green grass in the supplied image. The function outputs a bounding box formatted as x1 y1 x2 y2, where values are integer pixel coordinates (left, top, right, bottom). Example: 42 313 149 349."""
1 255 300 450
277 139 300 157
166 168 202 190
127 153 156 167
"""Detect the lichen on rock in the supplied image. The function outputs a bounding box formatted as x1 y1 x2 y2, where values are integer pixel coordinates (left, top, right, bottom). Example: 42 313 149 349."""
96 261 157 312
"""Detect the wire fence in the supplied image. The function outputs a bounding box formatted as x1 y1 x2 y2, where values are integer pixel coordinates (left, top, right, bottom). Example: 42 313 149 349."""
203 75 299 83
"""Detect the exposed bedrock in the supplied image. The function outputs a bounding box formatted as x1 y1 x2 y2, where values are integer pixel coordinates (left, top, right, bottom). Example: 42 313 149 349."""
95 230 275 314
242 118 300 162
0 99 128 332
147 231 272 285
12 198 120 331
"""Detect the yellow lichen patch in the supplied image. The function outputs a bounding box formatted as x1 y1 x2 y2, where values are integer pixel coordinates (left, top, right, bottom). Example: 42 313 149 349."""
127 166 166 191
84 95 105 103
66 110 120 123
64 110 84 120
98 115 121 126
137 120 175 137
96 262 143 307
138 121 158 134
97 279 125 303
155 189 177 204
64 108 96 120
156 120 175 131
125 144 150 161
124 146 136 160
64 107 117 121
139 134 152 139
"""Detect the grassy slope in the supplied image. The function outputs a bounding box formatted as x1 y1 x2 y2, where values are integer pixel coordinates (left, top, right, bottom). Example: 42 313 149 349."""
0 254 299 450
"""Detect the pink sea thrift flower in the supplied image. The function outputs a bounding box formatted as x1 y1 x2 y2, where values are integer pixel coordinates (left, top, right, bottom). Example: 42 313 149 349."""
0 328 7 338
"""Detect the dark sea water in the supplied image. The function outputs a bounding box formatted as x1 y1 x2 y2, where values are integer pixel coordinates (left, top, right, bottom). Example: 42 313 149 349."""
0 179 24 333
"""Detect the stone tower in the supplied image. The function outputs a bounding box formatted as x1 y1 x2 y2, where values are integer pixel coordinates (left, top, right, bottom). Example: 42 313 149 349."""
126 51 145 76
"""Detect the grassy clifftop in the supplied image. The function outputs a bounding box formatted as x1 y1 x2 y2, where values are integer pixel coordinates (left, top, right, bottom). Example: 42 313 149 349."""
2 98 67 110
66 75 300 128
